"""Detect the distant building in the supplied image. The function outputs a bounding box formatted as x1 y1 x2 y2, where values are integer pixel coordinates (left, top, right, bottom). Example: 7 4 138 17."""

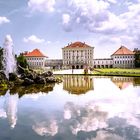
62 42 94 69
45 59 63 69
93 58 113 68
23 44 137 70
23 49 47 68
111 46 135 68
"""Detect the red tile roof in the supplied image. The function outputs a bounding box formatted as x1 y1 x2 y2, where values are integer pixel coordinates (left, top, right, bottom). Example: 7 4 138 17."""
24 49 47 57
64 41 92 48
112 46 134 55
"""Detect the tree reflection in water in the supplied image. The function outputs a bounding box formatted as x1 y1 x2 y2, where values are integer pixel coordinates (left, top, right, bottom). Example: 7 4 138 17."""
0 83 55 98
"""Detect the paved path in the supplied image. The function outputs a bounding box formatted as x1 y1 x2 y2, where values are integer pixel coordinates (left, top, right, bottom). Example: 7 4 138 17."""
53 69 85 74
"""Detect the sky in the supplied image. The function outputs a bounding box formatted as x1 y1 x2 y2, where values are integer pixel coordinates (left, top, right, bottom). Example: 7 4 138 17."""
0 0 140 59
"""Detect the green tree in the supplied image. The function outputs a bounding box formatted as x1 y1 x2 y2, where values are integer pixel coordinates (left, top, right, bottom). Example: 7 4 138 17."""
134 48 140 68
16 54 28 68
0 47 3 70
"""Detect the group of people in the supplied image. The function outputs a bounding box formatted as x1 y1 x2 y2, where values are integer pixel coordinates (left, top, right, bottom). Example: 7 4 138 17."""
84 67 94 74
71 67 93 74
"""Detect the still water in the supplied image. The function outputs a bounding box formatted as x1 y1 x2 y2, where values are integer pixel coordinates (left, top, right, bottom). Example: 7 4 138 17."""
0 76 140 140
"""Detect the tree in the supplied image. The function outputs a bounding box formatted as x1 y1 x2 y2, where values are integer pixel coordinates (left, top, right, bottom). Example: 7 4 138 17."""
134 48 140 68
0 47 3 70
16 54 28 68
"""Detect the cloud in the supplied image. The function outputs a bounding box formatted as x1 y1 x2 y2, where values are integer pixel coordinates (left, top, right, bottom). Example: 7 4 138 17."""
28 0 56 13
62 14 72 31
92 12 126 33
118 1 140 47
46 41 51 44
26 0 140 49
107 0 117 4
0 16 10 25
62 14 70 25
23 35 45 44
61 0 125 33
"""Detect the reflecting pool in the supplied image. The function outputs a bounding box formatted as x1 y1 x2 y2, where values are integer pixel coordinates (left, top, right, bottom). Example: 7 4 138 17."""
0 76 140 140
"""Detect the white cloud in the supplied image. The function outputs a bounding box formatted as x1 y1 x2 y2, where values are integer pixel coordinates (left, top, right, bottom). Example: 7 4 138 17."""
0 16 10 25
59 0 140 49
107 0 117 4
23 35 45 44
61 0 111 32
28 0 56 13
61 0 125 33
62 14 70 25
27 0 140 49
118 1 140 47
93 12 127 33
46 41 51 44
62 13 72 31
68 0 110 14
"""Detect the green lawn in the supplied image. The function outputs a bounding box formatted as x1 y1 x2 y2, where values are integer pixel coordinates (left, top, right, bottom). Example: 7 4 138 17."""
92 68 140 77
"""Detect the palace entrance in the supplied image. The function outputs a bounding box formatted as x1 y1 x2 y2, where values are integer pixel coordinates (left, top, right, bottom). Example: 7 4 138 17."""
76 65 79 69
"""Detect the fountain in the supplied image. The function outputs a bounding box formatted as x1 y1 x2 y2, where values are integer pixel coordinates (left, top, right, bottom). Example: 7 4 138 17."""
0 35 61 88
2 35 17 78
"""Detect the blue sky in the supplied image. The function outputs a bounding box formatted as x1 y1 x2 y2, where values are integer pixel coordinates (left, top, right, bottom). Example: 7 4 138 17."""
0 0 140 58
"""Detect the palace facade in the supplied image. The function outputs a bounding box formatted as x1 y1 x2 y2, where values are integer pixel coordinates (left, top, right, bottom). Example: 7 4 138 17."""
62 42 94 69
23 42 139 69
23 49 47 68
45 59 63 69
93 58 113 68
111 46 135 68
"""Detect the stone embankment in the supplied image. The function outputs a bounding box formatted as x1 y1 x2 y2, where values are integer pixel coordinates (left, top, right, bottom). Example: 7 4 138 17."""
0 67 62 90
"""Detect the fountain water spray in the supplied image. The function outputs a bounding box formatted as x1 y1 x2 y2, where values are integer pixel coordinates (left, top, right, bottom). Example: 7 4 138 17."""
2 35 17 78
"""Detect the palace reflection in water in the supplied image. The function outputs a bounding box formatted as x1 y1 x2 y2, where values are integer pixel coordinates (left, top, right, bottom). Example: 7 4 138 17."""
0 76 140 140
63 75 94 94
111 77 136 90
63 75 140 95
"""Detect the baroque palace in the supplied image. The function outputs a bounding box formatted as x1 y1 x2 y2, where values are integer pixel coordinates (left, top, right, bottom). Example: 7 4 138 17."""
23 41 139 69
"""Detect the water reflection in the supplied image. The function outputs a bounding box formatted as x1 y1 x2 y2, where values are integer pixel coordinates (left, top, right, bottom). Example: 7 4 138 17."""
111 77 138 90
0 76 140 140
64 102 108 135
63 75 94 94
32 119 58 136
0 90 18 128
0 83 55 98
5 92 18 128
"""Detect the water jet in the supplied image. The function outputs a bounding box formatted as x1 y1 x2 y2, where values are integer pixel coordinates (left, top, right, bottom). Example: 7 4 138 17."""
2 35 16 78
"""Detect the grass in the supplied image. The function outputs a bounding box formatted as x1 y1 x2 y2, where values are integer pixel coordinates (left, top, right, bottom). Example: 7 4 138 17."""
92 68 140 77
